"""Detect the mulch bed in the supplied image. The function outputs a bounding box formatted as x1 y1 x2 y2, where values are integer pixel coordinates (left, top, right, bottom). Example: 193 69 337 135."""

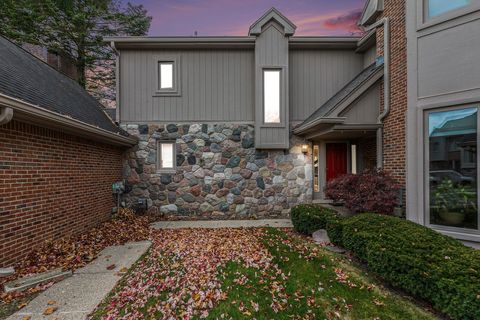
0 209 153 304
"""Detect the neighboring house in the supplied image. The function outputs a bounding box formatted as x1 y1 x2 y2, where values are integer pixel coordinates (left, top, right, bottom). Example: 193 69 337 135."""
405 0 480 242
0 36 137 267
107 7 383 218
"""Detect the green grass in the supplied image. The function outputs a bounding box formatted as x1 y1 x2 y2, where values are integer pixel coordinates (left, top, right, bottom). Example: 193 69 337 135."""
91 228 437 320
203 228 437 320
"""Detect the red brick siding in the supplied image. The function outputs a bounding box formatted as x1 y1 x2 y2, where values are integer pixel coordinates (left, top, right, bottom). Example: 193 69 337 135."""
377 0 407 188
0 120 123 267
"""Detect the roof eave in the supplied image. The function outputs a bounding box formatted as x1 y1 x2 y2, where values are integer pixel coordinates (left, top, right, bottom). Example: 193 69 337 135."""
0 93 137 147
356 30 377 52
105 36 256 49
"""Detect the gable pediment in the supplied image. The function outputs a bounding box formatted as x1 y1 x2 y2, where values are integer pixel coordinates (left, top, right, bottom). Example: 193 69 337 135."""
249 7 296 36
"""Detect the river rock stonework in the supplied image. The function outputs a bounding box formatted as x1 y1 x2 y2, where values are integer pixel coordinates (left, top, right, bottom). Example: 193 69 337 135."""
121 123 312 218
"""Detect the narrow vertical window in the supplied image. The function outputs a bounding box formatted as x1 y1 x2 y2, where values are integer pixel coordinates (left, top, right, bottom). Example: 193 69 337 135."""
159 62 173 89
427 0 470 18
264 70 281 123
351 144 357 174
428 107 478 230
158 142 176 171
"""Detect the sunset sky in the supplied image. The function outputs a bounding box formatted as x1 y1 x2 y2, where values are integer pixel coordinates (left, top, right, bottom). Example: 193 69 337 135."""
128 0 366 36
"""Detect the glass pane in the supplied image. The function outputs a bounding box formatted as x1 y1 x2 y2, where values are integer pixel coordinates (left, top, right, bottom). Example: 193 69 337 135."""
313 145 319 193
429 107 478 229
160 63 173 89
428 0 470 18
161 143 174 168
264 70 280 123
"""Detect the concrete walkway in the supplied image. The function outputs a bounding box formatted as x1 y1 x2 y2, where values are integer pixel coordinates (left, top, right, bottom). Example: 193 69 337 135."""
8 241 151 320
151 219 293 229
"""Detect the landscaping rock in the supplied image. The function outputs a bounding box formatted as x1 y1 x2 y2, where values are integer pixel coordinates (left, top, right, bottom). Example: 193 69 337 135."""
312 229 330 244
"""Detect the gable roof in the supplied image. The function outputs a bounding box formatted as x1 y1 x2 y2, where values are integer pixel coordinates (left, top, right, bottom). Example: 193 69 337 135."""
249 8 297 36
359 0 384 26
0 36 123 136
294 61 384 134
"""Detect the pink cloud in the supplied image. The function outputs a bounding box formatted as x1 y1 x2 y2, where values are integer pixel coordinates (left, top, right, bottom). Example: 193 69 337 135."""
323 9 363 34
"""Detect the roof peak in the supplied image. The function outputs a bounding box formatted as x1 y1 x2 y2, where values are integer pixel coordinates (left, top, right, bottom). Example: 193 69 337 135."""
249 7 297 36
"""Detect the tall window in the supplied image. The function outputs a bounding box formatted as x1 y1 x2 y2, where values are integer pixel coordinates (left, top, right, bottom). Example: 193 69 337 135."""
157 141 176 171
428 107 478 230
159 62 174 89
427 0 471 18
263 70 281 123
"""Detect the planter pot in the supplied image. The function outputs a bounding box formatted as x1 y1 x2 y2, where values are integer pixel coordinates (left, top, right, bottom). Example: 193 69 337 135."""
439 210 465 226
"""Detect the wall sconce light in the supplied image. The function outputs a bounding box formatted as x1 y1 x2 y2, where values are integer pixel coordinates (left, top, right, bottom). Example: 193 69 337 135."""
301 144 308 154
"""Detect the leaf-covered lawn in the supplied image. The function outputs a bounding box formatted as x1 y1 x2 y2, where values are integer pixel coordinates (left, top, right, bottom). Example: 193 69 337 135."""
91 228 437 320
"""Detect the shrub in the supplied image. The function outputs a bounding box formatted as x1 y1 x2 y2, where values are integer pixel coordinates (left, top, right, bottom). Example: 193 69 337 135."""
324 169 400 214
290 204 341 236
341 213 480 320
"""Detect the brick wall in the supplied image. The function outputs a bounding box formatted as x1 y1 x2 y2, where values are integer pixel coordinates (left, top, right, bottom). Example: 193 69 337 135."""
0 120 123 267
377 0 407 188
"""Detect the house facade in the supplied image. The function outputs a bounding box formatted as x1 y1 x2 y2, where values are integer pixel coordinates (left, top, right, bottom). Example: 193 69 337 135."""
109 8 382 219
110 1 480 243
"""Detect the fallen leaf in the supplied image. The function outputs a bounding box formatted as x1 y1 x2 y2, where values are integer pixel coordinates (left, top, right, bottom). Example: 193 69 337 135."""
47 300 56 305
17 302 27 309
43 306 57 315
21 316 30 320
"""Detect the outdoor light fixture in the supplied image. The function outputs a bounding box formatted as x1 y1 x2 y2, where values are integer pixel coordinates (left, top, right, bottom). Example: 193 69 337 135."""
301 144 308 154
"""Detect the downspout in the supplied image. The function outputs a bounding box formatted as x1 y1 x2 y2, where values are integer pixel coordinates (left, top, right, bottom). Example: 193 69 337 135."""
0 106 14 125
364 17 390 168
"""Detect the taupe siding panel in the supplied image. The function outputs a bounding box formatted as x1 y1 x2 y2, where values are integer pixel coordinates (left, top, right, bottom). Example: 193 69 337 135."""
289 50 363 121
119 49 254 122
363 46 377 68
417 18 480 99
339 83 380 124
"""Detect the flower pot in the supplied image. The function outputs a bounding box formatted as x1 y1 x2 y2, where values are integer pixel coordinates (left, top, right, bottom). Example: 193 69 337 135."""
439 210 465 226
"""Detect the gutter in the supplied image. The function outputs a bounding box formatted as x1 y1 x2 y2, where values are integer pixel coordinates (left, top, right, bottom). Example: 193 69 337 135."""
0 93 137 147
364 17 390 168
293 117 346 135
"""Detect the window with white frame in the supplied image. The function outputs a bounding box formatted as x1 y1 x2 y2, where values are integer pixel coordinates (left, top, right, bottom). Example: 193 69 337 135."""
157 141 176 171
263 69 281 124
426 0 471 19
427 107 478 230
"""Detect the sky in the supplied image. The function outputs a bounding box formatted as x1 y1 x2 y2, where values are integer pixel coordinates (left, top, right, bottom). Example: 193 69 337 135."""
128 0 366 36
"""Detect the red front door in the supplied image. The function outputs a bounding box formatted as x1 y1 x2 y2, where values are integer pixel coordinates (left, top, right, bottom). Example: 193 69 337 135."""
326 143 348 182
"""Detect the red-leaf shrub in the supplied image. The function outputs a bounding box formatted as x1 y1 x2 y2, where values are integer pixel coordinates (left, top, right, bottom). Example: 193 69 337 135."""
324 169 400 214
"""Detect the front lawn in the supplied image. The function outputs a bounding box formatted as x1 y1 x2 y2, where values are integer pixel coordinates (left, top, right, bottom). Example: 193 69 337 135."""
91 228 436 319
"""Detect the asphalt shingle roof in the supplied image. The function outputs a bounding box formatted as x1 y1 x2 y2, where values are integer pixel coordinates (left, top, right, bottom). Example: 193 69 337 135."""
0 36 121 134
299 61 384 129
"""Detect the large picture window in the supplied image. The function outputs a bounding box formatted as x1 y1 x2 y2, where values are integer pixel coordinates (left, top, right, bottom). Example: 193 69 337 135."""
427 0 471 19
263 69 281 124
428 107 478 230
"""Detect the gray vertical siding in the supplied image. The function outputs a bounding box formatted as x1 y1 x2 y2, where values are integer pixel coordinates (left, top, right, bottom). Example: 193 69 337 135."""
339 83 380 123
254 21 290 149
363 45 377 68
289 50 364 121
119 49 255 122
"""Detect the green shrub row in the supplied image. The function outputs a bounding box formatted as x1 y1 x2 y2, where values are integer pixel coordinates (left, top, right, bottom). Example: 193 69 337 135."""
290 206 480 320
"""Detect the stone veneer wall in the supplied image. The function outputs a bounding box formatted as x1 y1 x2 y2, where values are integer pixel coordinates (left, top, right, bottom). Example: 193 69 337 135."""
121 123 312 218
